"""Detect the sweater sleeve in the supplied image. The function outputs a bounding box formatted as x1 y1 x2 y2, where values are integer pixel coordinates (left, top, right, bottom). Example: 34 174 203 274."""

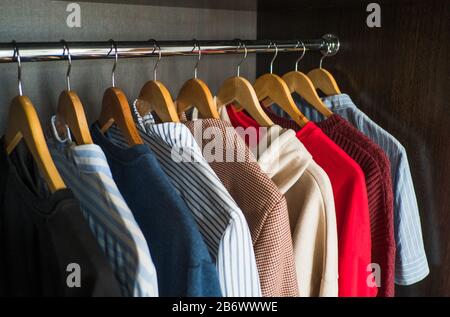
286 169 339 297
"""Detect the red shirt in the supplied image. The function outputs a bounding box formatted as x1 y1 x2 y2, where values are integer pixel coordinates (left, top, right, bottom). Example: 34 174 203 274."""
227 106 377 297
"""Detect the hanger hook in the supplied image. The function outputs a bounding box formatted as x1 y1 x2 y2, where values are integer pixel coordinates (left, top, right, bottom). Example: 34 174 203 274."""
192 39 201 79
268 41 278 74
149 39 162 81
61 40 72 91
107 39 118 87
294 40 306 72
12 41 23 96
319 42 332 69
235 40 248 77
51 115 72 144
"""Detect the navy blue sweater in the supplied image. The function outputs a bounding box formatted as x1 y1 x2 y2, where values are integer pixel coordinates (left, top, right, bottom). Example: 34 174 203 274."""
91 123 222 297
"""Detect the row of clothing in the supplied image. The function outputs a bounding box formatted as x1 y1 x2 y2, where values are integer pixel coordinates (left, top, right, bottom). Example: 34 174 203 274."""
221 94 430 297
0 92 428 297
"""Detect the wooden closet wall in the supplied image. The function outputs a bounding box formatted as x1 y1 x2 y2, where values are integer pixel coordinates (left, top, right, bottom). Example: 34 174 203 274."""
257 0 450 296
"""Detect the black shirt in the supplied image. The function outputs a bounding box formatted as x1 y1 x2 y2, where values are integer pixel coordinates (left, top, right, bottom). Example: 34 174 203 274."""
0 138 121 296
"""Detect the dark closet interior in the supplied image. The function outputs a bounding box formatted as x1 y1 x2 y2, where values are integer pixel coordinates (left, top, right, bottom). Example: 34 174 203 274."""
0 0 448 296
256 0 449 296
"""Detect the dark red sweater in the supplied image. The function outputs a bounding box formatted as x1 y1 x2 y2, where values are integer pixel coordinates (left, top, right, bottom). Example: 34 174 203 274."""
266 109 396 297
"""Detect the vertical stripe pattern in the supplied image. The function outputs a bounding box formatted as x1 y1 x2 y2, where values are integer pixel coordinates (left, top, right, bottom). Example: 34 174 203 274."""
107 104 261 297
47 138 159 296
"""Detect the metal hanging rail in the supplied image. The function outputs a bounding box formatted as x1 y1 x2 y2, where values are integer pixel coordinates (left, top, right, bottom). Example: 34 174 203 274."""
0 34 339 63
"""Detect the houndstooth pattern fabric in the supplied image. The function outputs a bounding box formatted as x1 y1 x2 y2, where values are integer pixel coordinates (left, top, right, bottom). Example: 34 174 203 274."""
183 118 299 297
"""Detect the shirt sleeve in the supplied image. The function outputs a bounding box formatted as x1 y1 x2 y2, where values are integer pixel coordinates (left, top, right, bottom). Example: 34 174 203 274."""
393 151 429 285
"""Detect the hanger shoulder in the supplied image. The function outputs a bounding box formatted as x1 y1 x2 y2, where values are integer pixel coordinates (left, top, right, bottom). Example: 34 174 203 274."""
138 80 180 123
4 96 65 193
283 71 333 117
98 87 143 146
254 73 309 127
56 90 93 145
217 76 273 127
176 78 219 119
307 68 341 96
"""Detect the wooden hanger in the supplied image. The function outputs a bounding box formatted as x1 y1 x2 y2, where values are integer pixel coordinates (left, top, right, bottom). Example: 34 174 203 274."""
283 71 333 117
97 40 143 146
176 79 218 119
254 42 309 127
137 41 179 122
307 42 341 96
255 74 309 127
307 68 341 96
217 77 274 127
216 42 273 126
5 96 66 193
282 41 333 117
55 41 93 145
138 81 179 122
5 44 65 192
98 87 143 146
57 91 93 144
261 41 333 118
175 41 219 119
5 44 65 193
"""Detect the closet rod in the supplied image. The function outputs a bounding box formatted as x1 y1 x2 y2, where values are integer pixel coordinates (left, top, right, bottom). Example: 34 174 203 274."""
0 34 339 63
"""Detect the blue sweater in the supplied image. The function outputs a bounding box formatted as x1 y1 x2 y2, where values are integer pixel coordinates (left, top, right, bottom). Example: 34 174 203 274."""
91 123 222 297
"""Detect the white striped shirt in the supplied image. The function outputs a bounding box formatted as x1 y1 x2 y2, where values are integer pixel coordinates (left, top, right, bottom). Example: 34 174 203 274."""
107 103 261 297
290 93 429 285
47 137 159 296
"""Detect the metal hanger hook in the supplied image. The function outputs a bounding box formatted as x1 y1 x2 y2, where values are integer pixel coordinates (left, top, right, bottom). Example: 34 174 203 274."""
51 115 72 144
148 39 162 81
319 42 332 69
61 40 72 91
12 41 23 96
268 41 278 74
192 39 201 79
294 40 306 72
107 39 118 87
236 40 248 77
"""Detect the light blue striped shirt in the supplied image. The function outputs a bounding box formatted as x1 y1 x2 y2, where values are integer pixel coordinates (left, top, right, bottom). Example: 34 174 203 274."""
288 93 429 285
47 137 159 296
107 103 261 297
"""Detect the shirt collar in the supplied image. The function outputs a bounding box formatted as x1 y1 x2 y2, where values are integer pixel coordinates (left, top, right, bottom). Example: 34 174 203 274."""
132 99 200 151
46 135 112 175
320 93 357 110
132 99 154 131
